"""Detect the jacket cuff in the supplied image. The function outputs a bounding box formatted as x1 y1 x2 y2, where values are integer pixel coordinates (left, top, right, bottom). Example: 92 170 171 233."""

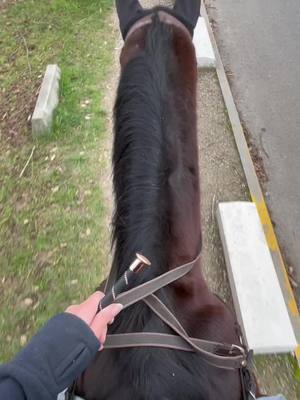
0 313 100 399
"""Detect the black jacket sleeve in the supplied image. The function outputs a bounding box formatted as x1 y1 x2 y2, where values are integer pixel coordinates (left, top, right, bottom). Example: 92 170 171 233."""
0 312 100 400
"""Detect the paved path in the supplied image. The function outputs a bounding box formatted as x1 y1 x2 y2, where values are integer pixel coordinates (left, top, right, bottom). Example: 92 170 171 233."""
207 0 300 301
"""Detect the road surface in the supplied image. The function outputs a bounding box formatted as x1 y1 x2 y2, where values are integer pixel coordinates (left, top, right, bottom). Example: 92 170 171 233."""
207 0 300 302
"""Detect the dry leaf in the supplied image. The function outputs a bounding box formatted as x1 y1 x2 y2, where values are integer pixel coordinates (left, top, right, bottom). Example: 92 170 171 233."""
23 298 33 307
20 335 27 346
51 186 59 194
36 250 56 269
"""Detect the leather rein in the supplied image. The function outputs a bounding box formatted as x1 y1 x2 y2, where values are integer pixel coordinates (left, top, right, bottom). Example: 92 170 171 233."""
67 254 256 400
65 254 256 400
104 253 248 370
101 253 256 400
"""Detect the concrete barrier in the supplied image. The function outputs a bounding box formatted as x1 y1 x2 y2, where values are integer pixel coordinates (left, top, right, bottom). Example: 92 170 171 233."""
217 201 297 354
193 17 216 69
31 64 61 136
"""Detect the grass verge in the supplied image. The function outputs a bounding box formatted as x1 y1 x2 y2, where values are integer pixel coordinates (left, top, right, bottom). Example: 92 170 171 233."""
0 0 115 362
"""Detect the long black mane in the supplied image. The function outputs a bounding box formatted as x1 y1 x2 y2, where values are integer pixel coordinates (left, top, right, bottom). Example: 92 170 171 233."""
112 14 173 287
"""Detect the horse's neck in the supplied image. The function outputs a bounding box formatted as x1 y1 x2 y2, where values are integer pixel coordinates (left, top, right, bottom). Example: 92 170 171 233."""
116 19 202 286
164 59 202 282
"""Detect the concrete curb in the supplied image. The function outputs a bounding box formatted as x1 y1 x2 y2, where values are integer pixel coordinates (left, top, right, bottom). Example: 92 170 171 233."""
31 64 61 136
217 202 297 354
193 17 216 69
201 3 300 365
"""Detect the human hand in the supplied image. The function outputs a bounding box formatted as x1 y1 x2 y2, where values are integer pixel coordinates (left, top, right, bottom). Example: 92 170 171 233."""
66 292 123 347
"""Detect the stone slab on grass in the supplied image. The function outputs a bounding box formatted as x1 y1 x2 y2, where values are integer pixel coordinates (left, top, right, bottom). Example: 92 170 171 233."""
193 17 216 69
31 64 61 136
217 201 297 354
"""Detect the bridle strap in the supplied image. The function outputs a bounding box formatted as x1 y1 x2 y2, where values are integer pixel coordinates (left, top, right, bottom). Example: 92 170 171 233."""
104 293 246 370
102 252 247 369
110 253 201 309
105 332 231 354
144 294 188 336
144 294 245 369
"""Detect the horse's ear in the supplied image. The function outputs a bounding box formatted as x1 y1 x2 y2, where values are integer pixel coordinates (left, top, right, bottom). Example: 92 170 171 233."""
173 0 201 32
116 0 143 40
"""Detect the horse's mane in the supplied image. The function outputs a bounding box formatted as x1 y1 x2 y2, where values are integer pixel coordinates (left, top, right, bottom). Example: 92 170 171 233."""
112 14 172 286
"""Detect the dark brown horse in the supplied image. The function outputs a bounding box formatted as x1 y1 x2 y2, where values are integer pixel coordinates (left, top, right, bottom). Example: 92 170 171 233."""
77 2 246 399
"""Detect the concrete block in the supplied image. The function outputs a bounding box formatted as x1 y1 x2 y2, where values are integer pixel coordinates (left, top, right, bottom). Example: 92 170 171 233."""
217 201 297 354
32 64 61 136
193 17 216 69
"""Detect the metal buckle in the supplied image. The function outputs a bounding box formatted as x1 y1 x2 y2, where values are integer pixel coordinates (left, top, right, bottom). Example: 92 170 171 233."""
230 343 246 356
230 343 247 366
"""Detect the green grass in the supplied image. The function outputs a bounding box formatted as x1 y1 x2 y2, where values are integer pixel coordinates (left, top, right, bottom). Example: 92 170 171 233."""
0 0 116 362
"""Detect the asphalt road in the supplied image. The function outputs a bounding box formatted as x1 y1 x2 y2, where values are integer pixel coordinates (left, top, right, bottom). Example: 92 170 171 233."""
207 0 300 296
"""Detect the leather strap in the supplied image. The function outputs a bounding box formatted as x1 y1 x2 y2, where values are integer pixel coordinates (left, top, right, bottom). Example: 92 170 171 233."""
110 253 201 309
144 294 246 369
102 253 247 369
144 294 188 336
105 332 230 353
104 293 246 370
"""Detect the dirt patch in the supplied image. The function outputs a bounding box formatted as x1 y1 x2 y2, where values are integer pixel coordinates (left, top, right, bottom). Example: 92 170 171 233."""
242 122 268 184
198 71 249 303
0 0 21 13
0 2 43 145
0 75 39 145
219 67 268 184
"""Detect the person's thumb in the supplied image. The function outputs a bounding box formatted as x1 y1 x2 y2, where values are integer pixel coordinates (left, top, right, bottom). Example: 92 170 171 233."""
90 303 123 344
99 303 123 323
